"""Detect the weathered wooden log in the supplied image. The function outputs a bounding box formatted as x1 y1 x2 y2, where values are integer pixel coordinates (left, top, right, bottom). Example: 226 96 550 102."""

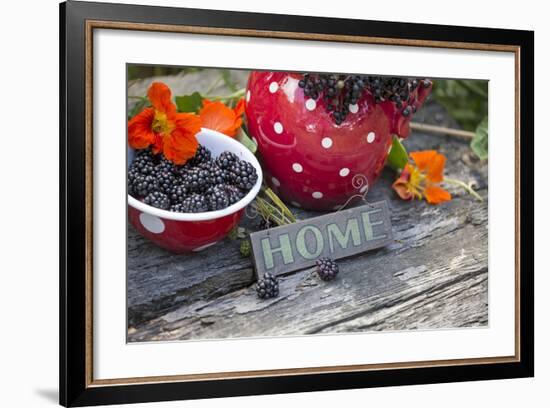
128 188 487 341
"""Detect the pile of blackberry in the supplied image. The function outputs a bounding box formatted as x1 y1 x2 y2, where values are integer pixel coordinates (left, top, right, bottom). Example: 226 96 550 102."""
298 73 431 125
128 146 257 213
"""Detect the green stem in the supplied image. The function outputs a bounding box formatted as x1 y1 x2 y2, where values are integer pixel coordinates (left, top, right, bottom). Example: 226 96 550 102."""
263 187 297 223
444 177 483 201
203 88 246 101
205 75 223 95
255 198 287 225
252 186 297 227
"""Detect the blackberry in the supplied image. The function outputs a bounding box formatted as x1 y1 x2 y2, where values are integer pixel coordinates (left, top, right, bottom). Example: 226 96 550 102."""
156 156 176 174
143 191 170 210
316 257 339 281
128 149 159 197
183 167 213 193
365 76 419 108
127 167 140 194
128 145 257 213
216 151 238 169
224 184 245 205
188 144 212 166
131 174 159 198
167 182 189 204
155 167 177 194
199 161 225 185
205 185 230 211
206 184 245 210
226 160 258 191
180 193 208 213
298 73 426 124
169 203 184 213
131 148 157 175
256 273 279 299
174 163 192 179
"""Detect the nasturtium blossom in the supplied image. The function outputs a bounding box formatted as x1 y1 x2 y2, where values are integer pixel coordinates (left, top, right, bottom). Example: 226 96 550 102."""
128 82 201 165
199 98 245 137
392 150 452 205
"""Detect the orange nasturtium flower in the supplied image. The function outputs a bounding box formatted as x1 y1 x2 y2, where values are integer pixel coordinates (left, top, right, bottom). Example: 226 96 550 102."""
199 98 245 137
392 150 452 205
128 82 201 165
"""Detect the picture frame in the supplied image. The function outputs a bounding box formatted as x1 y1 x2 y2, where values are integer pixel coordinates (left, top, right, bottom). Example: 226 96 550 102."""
60 0 534 406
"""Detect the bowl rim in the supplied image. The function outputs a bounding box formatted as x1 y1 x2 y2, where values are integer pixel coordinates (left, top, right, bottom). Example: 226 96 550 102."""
128 128 263 222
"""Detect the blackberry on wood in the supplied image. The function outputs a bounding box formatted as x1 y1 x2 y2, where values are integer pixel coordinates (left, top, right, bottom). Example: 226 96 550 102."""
256 273 279 299
316 257 339 281
143 191 170 210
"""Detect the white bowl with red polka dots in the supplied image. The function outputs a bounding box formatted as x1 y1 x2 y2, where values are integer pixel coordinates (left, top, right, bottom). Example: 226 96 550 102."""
128 128 262 253
245 71 431 211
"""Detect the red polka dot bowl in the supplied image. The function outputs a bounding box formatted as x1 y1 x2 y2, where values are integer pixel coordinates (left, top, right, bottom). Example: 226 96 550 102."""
245 71 431 211
128 128 263 253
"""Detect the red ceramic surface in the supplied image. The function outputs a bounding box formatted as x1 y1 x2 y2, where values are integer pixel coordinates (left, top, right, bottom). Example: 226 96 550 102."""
128 128 262 253
245 72 431 211
128 206 243 253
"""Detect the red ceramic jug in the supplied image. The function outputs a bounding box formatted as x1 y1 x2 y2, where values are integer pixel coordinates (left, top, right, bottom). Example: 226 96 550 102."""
244 72 431 211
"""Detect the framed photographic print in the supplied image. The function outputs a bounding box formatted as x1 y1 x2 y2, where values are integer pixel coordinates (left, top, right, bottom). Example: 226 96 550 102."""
60 0 534 406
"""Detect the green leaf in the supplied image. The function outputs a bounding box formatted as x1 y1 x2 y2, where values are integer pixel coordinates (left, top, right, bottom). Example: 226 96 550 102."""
432 79 488 131
175 92 203 113
236 128 257 154
471 116 488 160
386 135 409 171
